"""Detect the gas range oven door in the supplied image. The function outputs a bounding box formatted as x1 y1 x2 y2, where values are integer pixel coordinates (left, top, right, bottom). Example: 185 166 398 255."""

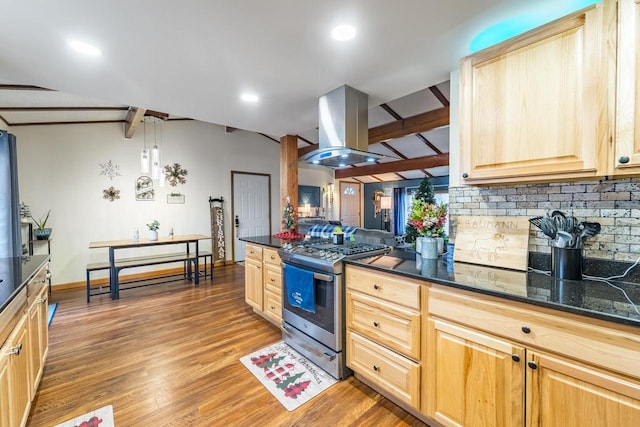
281 262 343 352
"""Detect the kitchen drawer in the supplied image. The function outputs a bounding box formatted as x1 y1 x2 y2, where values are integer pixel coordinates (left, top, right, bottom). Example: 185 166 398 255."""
346 265 422 310
347 330 420 409
263 248 281 266
263 263 282 295
429 285 640 380
245 244 263 261
27 263 48 305
263 290 282 325
347 291 420 360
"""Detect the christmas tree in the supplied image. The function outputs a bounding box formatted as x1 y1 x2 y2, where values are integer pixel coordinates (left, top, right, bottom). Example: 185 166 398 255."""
405 175 436 243
281 195 298 232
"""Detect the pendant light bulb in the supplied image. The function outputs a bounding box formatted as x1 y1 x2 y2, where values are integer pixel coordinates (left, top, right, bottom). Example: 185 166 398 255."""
141 148 150 174
151 144 160 180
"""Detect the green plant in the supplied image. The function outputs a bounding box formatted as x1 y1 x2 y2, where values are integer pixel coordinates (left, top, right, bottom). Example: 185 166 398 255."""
30 210 51 230
146 220 160 231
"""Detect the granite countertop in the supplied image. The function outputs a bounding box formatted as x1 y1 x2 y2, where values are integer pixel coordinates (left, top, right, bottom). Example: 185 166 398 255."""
239 235 288 249
345 249 640 328
0 255 50 312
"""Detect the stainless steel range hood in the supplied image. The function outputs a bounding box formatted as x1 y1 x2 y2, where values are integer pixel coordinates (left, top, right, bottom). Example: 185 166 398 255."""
304 85 384 168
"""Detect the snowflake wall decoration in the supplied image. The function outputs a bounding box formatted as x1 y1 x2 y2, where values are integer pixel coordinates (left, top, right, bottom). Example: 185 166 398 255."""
103 186 120 201
164 163 188 187
100 160 122 180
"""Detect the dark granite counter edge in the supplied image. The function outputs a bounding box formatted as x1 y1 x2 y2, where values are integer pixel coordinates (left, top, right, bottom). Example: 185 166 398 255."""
344 258 640 329
0 255 50 313
239 235 287 249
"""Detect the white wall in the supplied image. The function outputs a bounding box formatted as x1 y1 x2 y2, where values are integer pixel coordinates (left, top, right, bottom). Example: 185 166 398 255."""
14 120 280 286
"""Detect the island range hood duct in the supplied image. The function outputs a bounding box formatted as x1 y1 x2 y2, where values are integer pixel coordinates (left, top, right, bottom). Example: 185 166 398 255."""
304 85 384 168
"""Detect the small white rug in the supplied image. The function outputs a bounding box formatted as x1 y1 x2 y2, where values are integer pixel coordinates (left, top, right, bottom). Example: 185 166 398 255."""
54 404 114 427
240 341 338 411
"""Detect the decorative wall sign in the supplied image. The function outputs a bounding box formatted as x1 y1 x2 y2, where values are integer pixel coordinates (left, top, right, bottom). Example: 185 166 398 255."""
103 186 120 201
164 163 188 187
100 160 122 180
135 175 154 201
167 193 185 204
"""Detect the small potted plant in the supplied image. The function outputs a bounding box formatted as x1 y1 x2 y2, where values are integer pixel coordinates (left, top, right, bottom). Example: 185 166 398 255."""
30 210 52 240
146 220 160 241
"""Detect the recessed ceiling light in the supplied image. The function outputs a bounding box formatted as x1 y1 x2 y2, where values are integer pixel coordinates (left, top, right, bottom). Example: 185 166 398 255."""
68 40 102 56
240 93 259 103
332 24 356 41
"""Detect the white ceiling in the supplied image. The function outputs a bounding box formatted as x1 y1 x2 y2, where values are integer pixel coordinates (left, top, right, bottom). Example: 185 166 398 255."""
0 0 596 181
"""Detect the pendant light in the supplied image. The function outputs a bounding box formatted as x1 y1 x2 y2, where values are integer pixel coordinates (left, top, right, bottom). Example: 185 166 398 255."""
151 117 161 180
140 118 150 174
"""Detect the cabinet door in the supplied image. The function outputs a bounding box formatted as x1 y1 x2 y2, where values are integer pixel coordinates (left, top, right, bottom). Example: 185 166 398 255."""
459 2 611 184
28 286 48 397
526 351 640 427
0 316 31 427
425 318 524 427
244 257 263 310
614 0 640 175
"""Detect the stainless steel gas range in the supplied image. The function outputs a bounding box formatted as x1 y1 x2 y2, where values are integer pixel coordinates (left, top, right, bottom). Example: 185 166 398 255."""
278 240 390 379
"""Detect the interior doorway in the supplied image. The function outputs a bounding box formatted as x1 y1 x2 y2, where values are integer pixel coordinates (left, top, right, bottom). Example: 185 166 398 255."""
339 181 361 226
231 172 271 262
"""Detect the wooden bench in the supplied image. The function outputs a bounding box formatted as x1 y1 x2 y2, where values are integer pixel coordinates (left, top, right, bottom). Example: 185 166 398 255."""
86 251 213 302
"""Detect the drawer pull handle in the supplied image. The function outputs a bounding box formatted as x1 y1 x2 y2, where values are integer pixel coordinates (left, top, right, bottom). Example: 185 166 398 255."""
528 361 538 370
373 365 380 372
373 284 380 290
270 278 275 282
37 297 48 304
270 305 275 310
511 354 520 363
521 326 531 334
9 343 23 356
373 321 380 327
270 256 275 260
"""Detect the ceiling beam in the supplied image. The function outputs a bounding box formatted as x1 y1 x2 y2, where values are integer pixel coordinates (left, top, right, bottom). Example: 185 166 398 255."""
429 85 450 107
368 106 449 144
0 106 128 111
0 84 53 91
144 110 169 121
124 107 146 139
334 153 449 179
297 106 450 158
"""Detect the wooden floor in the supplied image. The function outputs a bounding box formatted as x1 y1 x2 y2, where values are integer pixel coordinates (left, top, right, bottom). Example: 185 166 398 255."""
27 264 427 426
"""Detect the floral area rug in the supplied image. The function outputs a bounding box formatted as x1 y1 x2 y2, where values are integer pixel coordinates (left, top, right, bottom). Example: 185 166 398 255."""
239 341 338 411
54 404 114 427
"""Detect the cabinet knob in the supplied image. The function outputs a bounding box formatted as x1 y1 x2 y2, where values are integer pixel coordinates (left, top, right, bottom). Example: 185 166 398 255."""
9 343 23 356
462 172 469 179
373 321 380 328
37 297 48 304
521 326 531 334
528 361 538 370
373 284 380 290
511 354 520 363
373 365 380 372
619 156 630 164
270 278 275 283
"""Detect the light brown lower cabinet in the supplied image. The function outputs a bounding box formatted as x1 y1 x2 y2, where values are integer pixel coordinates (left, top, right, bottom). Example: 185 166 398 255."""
426 286 640 427
0 315 31 427
244 244 282 326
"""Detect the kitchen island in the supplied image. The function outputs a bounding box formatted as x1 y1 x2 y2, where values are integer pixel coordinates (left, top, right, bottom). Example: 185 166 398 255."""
344 249 640 426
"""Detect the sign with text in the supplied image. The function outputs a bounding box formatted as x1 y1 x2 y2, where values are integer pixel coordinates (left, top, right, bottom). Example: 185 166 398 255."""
453 216 530 271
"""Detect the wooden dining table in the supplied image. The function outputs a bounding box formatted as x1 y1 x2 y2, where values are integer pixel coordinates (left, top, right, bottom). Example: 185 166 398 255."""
89 234 211 299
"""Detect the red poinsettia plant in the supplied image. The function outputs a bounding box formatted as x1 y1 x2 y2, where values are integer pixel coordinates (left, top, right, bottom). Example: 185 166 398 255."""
407 199 448 237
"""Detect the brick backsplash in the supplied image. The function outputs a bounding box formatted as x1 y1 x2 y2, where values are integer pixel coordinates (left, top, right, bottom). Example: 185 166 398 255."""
448 178 640 262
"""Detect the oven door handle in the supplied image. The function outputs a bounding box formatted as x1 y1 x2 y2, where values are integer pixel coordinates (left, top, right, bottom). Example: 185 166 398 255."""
313 272 333 282
282 324 337 361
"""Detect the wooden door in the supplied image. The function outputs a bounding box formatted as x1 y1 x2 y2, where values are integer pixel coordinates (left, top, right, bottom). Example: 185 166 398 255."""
614 0 640 175
425 317 524 427
526 351 640 427
244 256 263 311
459 1 612 184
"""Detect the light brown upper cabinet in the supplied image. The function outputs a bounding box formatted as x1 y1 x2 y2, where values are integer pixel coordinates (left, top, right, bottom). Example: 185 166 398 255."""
460 1 616 184
614 0 640 175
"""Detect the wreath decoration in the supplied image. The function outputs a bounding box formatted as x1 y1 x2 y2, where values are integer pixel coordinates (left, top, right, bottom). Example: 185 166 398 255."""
164 163 188 187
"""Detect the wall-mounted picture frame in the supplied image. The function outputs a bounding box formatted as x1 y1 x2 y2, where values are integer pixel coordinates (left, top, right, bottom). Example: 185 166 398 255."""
135 175 154 201
167 193 185 204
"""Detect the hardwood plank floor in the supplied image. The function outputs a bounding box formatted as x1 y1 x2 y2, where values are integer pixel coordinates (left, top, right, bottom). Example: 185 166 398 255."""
27 264 427 426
